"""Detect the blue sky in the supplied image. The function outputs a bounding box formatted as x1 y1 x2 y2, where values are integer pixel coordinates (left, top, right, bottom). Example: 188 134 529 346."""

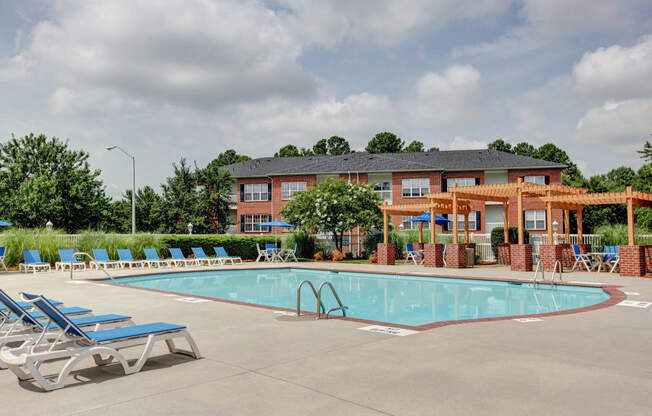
1 0 652 198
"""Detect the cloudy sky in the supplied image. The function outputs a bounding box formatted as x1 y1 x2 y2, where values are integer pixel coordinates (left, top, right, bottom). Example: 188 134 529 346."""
1 0 652 198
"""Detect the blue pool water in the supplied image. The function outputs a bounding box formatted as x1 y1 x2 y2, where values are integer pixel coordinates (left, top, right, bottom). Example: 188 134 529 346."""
114 268 610 327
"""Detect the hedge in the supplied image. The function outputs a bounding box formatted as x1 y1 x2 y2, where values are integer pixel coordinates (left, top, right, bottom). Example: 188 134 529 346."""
160 235 278 260
490 226 529 258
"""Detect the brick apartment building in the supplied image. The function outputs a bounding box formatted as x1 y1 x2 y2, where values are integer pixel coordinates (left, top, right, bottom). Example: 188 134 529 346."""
223 149 565 236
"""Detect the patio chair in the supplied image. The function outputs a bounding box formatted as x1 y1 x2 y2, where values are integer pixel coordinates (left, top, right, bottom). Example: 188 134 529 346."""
442 244 447 267
191 247 221 266
117 249 145 269
55 249 86 272
91 249 122 270
256 244 270 262
571 245 593 272
0 292 200 391
169 248 199 267
0 247 6 272
606 245 619 273
266 243 281 262
214 247 243 264
283 244 298 262
405 244 424 265
143 248 171 268
19 250 51 273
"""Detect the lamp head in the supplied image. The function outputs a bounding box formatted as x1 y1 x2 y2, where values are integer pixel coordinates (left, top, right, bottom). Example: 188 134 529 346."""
106 146 117 151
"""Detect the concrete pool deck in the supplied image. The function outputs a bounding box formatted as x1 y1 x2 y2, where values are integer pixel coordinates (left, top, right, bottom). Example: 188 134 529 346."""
1 263 650 415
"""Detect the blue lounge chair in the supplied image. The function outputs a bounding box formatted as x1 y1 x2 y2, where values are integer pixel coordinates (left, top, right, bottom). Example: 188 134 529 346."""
405 244 424 265
55 249 86 272
117 249 145 269
19 250 51 273
214 247 242 264
91 249 122 270
191 247 220 266
605 245 619 273
169 248 198 267
0 247 7 272
0 293 200 391
143 248 171 268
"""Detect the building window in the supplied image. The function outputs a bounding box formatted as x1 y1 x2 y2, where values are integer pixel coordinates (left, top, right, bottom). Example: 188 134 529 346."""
373 181 392 203
446 177 476 188
243 214 271 232
525 210 546 230
524 175 545 185
281 182 307 200
402 178 429 197
244 183 269 201
401 216 429 230
446 212 479 231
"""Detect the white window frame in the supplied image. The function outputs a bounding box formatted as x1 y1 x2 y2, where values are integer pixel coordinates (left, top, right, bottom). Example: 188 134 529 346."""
446 212 479 231
243 183 269 201
524 210 546 230
373 181 392 203
401 178 429 197
281 182 307 200
446 177 476 188
243 214 271 232
524 175 545 185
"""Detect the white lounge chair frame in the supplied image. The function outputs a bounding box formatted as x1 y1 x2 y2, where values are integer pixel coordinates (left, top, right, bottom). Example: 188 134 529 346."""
0 247 7 272
256 244 270 262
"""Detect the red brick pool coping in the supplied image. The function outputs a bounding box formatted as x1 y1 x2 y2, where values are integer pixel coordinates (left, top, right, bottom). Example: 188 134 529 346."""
89 265 627 331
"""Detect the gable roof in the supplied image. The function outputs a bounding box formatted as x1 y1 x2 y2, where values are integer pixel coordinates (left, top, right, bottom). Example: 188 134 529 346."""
222 149 565 178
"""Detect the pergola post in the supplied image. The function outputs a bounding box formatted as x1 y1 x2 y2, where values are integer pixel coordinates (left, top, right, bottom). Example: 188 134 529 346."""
452 184 459 243
576 206 583 244
418 221 423 244
627 186 635 245
564 209 570 243
503 201 509 243
546 198 553 244
517 178 524 245
382 203 389 244
464 213 470 243
429 207 436 244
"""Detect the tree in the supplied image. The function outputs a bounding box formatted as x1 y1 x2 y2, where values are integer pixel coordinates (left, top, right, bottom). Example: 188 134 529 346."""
533 143 582 185
428 146 440 152
404 140 425 152
638 139 652 162
134 186 164 232
274 144 301 157
160 158 210 234
0 133 109 231
487 139 512 153
313 136 351 155
212 149 251 167
513 142 536 157
366 132 404 153
280 179 382 251
197 159 235 233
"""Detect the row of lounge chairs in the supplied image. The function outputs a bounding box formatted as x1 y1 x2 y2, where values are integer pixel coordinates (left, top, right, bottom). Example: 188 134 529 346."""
16 247 243 273
0 288 200 391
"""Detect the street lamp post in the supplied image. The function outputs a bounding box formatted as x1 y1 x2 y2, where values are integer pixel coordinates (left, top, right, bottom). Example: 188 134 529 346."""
106 146 136 234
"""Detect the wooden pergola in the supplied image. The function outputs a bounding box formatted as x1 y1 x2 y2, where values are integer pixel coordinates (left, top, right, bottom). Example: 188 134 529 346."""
380 200 471 245
541 186 652 245
426 179 587 245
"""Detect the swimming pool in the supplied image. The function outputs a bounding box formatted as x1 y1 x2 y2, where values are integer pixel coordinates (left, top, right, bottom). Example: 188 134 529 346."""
114 268 611 328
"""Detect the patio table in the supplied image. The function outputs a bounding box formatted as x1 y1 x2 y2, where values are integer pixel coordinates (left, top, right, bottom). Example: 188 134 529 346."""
586 252 609 272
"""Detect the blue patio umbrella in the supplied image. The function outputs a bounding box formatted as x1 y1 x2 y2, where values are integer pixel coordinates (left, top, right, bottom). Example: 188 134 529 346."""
258 220 295 247
410 212 450 226
0 221 11 226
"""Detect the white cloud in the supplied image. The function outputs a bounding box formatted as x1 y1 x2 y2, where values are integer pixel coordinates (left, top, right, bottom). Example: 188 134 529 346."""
573 35 652 98
403 65 482 123
575 98 652 152
446 136 487 150
2 0 315 110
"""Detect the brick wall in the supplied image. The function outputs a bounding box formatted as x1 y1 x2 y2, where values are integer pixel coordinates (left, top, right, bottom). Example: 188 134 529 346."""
423 243 444 267
498 243 511 265
445 243 467 268
560 243 574 268
539 244 564 272
377 243 395 265
511 244 533 272
390 171 442 230
645 245 652 274
619 245 646 277
506 168 563 236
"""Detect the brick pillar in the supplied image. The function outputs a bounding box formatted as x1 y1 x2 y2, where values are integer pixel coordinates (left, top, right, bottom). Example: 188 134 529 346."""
539 244 564 272
414 242 424 251
498 243 511 265
466 243 476 265
423 243 444 268
560 243 574 268
578 244 591 254
510 244 533 272
377 243 395 266
445 243 467 268
645 245 652 274
619 245 646 277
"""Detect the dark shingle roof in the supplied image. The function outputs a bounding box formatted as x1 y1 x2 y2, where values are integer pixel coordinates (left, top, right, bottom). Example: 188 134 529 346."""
223 149 565 178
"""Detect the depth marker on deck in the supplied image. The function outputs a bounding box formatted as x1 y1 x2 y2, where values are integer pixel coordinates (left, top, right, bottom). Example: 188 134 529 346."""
358 325 418 336
624 291 640 296
175 297 210 303
617 300 651 308
273 311 298 316
513 318 543 323
569 281 606 285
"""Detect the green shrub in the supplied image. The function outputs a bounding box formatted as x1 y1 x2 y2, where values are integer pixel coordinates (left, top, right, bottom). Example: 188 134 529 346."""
159 235 277 260
595 224 651 247
490 227 530 258
286 232 316 259
364 229 405 259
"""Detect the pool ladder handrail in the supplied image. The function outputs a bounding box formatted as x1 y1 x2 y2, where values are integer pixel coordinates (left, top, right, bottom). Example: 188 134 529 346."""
70 252 113 281
317 281 348 319
296 280 325 317
551 260 563 285
532 260 545 287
